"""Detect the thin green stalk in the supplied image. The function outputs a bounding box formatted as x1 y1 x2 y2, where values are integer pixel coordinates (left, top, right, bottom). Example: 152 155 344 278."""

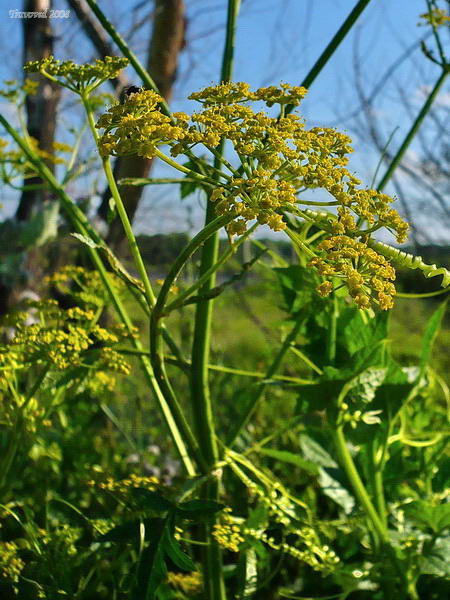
165 224 257 313
227 311 305 446
0 115 196 476
326 293 338 365
286 0 373 114
118 350 313 385
154 149 223 185
377 68 448 191
332 425 387 545
370 440 387 529
119 177 200 187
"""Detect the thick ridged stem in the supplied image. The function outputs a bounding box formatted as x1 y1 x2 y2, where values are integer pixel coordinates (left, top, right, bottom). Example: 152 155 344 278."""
189 2 240 598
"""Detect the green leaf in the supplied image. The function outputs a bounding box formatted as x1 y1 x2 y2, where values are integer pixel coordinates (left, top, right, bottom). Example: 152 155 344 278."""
419 536 450 578
342 367 387 406
420 299 448 375
406 502 450 534
129 488 175 513
19 201 59 248
273 265 322 314
177 474 211 503
258 448 319 475
133 518 167 600
299 435 354 513
299 435 337 469
317 468 355 514
339 308 389 357
71 232 98 248
98 519 141 543
163 526 196 571
176 500 224 519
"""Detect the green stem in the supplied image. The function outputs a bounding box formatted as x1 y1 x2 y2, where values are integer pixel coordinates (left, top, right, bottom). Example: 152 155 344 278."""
286 0 373 114
188 2 241 598
0 115 196 476
377 68 448 191
332 425 387 545
118 350 313 385
149 215 231 474
369 440 387 529
154 149 221 185
326 293 338 365
119 177 201 187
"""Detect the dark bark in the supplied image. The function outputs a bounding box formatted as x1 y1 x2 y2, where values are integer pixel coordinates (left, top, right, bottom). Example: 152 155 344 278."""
16 0 61 222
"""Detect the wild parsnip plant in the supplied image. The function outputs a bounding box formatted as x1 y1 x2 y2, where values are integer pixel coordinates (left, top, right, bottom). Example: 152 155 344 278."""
0 1 449 599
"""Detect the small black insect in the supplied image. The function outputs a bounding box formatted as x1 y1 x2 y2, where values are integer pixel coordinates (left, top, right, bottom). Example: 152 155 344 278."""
120 85 143 103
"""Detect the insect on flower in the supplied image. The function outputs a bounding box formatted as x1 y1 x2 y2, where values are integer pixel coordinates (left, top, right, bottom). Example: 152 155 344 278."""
121 85 143 103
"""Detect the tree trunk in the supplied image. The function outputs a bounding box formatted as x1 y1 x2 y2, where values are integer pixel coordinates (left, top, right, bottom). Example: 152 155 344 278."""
16 0 61 221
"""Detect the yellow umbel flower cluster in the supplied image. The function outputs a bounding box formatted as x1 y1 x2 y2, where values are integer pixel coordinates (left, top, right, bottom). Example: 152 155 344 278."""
212 507 245 552
7 299 129 372
94 81 409 309
0 541 25 583
188 81 307 106
310 235 397 309
45 265 125 308
88 473 160 492
419 6 450 26
96 89 187 158
0 78 37 102
24 55 129 92
96 82 407 238
168 571 203 596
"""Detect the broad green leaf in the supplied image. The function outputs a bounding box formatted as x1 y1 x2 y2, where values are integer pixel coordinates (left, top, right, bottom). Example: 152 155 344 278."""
420 299 448 375
19 201 59 248
299 435 337 469
163 526 196 571
339 308 389 357
176 499 224 519
129 488 175 513
317 468 355 514
406 502 450 534
98 519 141 543
343 367 387 405
419 536 450 578
299 435 355 513
273 265 323 314
133 518 167 600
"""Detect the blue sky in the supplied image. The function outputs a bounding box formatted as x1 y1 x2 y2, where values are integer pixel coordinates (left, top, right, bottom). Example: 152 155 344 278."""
0 0 448 241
